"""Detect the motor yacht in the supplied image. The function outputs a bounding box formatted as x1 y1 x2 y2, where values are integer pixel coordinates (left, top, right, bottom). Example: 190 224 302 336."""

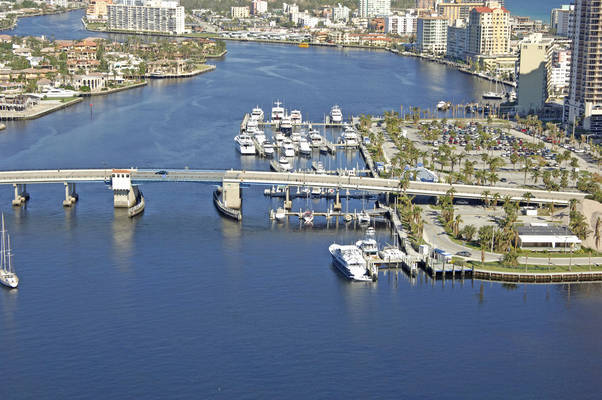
234 134 256 155
328 244 371 282
271 100 285 120
330 105 343 123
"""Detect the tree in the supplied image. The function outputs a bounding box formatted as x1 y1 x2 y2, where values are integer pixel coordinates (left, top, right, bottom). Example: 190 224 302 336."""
482 190 491 208
595 217 601 249
478 225 494 265
522 192 533 208
462 224 477 242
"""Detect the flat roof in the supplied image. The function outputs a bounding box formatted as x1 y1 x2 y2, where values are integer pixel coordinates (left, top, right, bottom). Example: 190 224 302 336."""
516 225 574 236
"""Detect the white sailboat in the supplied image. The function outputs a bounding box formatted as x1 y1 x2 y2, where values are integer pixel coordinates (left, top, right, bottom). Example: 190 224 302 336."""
482 79 505 100
0 214 19 289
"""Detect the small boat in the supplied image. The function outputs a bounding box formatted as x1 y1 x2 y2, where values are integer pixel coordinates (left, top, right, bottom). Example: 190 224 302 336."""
303 210 314 224
378 246 406 263
280 115 293 134
274 132 286 144
290 109 302 124
312 161 325 173
330 105 342 123
437 101 450 110
0 214 19 289
298 137 311 155
311 187 322 197
355 227 378 257
271 156 292 172
234 134 256 155
344 214 353 223
271 100 285 120
251 106 264 121
319 145 329 154
298 42 309 48
309 130 323 146
357 211 370 225
275 207 286 221
482 79 505 100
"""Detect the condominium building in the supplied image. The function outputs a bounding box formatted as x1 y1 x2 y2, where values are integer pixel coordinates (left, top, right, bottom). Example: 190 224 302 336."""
231 6 250 19
446 19 468 60
414 0 435 10
251 0 267 15
515 33 554 116
332 4 351 22
107 1 185 34
466 1 510 57
547 46 571 100
416 16 448 55
436 1 485 23
550 5 574 37
87 0 113 21
385 13 417 35
358 0 391 18
565 0 602 134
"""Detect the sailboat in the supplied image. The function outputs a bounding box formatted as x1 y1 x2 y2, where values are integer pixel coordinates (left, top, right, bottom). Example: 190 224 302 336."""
0 214 19 289
482 79 505 100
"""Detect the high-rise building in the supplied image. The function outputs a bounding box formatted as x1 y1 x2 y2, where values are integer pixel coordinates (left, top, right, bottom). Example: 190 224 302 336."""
414 0 435 10
332 4 351 22
358 0 390 18
516 33 554 116
251 0 267 15
466 1 510 57
446 19 468 60
231 6 250 19
87 0 113 21
107 1 185 34
551 5 574 37
385 13 417 35
548 45 571 100
436 1 485 23
416 16 448 55
566 0 602 133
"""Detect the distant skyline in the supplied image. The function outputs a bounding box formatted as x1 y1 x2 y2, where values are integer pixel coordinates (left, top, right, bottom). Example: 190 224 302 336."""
503 0 566 23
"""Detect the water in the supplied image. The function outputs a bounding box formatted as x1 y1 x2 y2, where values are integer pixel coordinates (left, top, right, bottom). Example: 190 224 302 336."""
1 9 601 400
504 0 567 23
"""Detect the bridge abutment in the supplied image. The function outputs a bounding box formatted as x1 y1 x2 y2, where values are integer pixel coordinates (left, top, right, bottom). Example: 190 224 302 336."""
112 170 137 208
12 184 29 207
222 182 241 210
62 183 78 207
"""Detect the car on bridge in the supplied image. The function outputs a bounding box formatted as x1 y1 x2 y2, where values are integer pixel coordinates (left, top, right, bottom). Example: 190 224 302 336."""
155 170 168 176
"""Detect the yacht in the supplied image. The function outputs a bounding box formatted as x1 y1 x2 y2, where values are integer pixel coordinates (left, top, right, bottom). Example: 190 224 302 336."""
274 132 286 144
281 139 295 157
253 129 267 144
437 101 450 110
234 134 256 155
271 100 285 120
43 88 78 98
379 246 406 263
328 243 371 282
263 142 275 156
280 115 293 134
355 227 378 257
274 207 286 221
341 130 359 146
309 130 322 145
0 214 19 289
482 80 505 100
357 210 370 225
330 105 343 123
277 156 292 171
298 137 311 155
290 109 302 124
291 130 302 143
251 106 264 121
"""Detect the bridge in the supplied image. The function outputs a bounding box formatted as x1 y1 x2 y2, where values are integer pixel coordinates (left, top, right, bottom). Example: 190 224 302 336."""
0 168 585 213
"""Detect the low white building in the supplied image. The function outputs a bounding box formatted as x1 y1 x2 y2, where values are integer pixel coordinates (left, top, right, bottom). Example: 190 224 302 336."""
517 224 581 251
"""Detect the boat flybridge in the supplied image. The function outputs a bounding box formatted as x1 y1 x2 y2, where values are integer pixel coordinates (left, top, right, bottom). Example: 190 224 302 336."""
330 105 343 123
271 100 285 121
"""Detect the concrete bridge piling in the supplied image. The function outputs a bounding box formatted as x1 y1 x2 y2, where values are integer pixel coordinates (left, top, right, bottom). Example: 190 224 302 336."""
12 184 29 206
62 183 78 207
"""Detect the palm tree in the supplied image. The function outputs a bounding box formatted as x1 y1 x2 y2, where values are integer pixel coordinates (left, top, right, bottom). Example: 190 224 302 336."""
595 217 602 250
454 214 463 237
522 192 533 208
478 225 494 266
482 190 491 208
522 156 532 186
530 169 540 185
492 193 501 208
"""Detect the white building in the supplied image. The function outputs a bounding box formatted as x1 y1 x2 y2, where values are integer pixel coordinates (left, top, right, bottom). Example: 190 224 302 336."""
332 4 350 22
385 13 417 35
417 16 448 55
231 6 250 19
251 0 267 15
548 47 571 100
297 12 318 28
551 5 574 37
107 1 185 34
358 0 390 18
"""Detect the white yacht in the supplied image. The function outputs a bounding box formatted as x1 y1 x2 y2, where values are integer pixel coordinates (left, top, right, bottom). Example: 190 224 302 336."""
290 109 302 124
355 227 378 257
309 130 323 146
253 129 267 144
330 105 343 123
274 132 286 144
328 243 371 282
280 115 293 134
271 100 285 120
274 208 286 221
251 106 264 121
263 142 275 156
281 139 295 157
290 130 302 143
247 118 259 130
357 210 370 225
341 130 359 146
234 134 256 155
43 88 78 98
298 137 311 155
277 156 292 171
0 214 19 289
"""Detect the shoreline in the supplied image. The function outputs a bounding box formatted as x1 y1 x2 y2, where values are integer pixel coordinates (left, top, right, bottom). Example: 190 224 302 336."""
80 81 147 96
0 97 83 121
0 7 85 32
144 64 216 79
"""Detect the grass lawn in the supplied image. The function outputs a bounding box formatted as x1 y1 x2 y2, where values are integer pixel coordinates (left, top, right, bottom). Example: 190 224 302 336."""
468 261 602 274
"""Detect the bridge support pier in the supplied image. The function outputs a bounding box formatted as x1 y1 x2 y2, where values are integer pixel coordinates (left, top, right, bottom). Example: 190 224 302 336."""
112 170 136 208
62 183 78 207
222 182 241 210
333 189 342 211
284 186 292 210
12 184 29 206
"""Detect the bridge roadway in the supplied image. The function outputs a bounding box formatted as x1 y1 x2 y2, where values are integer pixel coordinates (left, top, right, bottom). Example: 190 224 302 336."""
0 168 585 205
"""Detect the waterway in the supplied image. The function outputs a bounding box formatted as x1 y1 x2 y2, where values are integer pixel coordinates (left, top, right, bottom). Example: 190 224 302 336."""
0 9 601 400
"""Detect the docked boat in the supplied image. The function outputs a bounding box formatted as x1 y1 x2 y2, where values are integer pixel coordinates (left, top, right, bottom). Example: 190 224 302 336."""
340 130 359 146
355 227 378 257
311 187 322 197
298 137 311 155
291 130 301 143
328 243 372 282
290 110 302 124
280 115 293 134
251 106 264 121
303 210 314 224
330 105 343 123
482 80 505 100
0 214 19 289
281 139 295 157
43 88 78 98
312 161 325 173
253 129 267 144
379 246 406 263
246 117 259 130
274 132 286 144
263 142 275 156
274 207 286 221
357 210 370 225
234 134 256 155
309 130 323 146
271 156 292 172
437 101 450 111
271 100 285 120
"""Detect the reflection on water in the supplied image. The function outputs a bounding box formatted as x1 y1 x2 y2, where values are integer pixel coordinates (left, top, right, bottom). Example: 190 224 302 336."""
111 207 136 271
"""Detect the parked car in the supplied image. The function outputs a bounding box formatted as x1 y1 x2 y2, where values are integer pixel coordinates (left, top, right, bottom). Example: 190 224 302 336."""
456 251 472 257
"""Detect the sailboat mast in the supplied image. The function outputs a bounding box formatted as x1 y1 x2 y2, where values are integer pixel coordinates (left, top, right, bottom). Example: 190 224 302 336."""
1 214 5 273
7 234 11 274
